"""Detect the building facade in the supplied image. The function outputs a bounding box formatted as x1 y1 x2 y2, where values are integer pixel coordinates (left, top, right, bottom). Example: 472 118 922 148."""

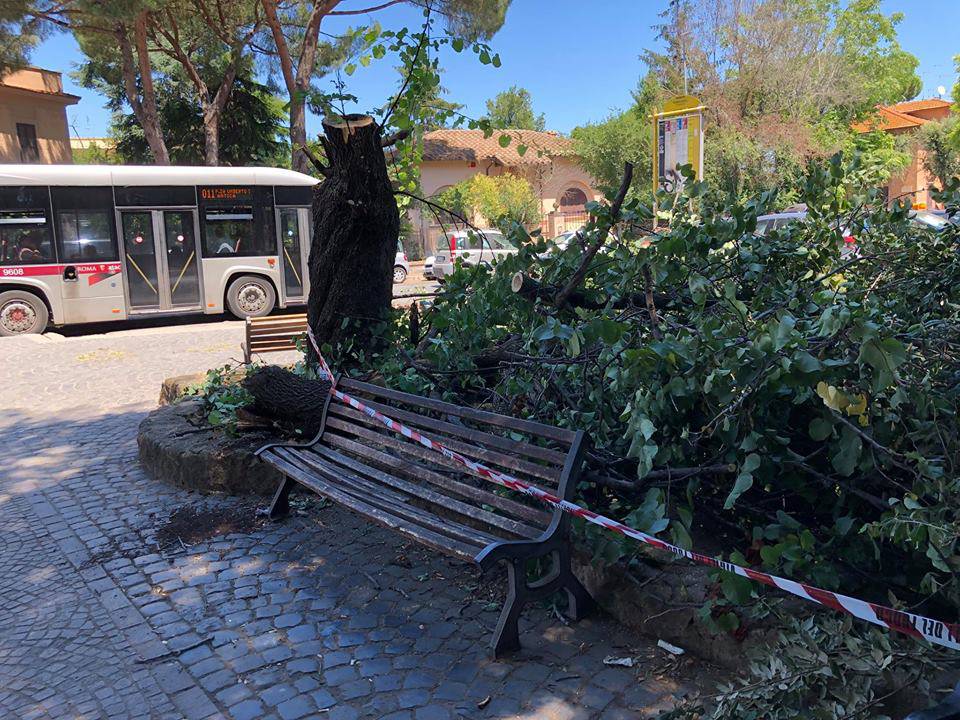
0 68 80 164
410 129 599 254
853 98 953 209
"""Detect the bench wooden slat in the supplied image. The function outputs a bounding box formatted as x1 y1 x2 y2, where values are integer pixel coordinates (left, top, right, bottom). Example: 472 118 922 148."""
249 325 309 336
328 403 562 485
248 332 307 343
248 343 300 354
339 377 577 444
322 432 552 527
250 313 307 323
264 449 482 561
279 448 507 548
309 444 541 540
249 339 301 349
325 417 561 503
327 395 567 466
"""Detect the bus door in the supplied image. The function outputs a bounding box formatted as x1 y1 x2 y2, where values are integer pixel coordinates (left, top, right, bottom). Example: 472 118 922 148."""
119 209 202 313
276 207 310 304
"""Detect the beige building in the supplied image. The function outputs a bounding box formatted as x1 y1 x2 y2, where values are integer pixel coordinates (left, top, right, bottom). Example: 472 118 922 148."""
853 98 953 209
411 128 599 254
0 67 80 164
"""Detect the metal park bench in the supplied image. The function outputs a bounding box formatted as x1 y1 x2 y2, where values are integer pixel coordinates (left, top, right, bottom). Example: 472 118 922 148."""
256 377 594 656
242 314 308 364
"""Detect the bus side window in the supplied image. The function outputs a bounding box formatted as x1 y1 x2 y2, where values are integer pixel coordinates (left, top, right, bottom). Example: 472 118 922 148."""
0 211 55 265
57 210 118 262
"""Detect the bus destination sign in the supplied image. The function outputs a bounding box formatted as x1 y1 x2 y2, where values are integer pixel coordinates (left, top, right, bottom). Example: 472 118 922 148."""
199 186 253 203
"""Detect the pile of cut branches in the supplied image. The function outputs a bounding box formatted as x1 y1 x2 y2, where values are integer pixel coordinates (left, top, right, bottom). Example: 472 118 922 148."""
336 156 960 715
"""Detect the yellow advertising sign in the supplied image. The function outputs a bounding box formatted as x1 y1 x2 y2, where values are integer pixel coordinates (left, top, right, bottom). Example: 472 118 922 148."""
653 95 705 193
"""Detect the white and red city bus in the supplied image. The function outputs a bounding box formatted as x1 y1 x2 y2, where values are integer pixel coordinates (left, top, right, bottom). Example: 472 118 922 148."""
0 164 317 335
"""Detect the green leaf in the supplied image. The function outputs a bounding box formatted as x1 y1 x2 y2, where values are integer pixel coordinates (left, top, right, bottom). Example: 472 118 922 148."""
498 133 511 148
479 49 491 64
639 417 656 441
773 313 796 351
830 426 862 476
793 351 822 373
742 453 761 474
671 521 693 550
344 63 357 76
808 417 833 441
720 571 753 605
858 337 907 372
359 54 371 67
516 144 528 157
715 611 741 632
491 53 502 67
451 38 464 52
724 472 754 510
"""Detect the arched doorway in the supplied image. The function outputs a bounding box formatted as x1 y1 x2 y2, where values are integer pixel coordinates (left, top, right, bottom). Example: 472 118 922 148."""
559 186 588 212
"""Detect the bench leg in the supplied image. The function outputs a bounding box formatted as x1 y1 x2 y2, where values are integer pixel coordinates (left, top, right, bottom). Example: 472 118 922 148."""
491 559 525 658
268 476 295 520
560 547 594 622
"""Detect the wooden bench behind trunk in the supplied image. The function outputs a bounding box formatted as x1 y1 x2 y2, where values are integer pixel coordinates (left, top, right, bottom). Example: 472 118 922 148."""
242 314 308 364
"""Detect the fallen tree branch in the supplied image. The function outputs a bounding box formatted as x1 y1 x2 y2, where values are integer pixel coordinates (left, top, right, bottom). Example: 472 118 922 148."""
554 161 634 309
511 272 670 310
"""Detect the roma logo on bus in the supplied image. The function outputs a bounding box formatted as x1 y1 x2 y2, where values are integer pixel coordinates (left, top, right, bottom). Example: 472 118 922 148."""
87 263 122 286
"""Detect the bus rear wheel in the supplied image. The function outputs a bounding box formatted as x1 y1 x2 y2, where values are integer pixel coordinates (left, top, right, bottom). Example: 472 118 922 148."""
0 290 49 336
226 275 276 319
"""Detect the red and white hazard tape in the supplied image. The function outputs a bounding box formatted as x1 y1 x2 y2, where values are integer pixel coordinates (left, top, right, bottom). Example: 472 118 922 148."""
306 329 960 651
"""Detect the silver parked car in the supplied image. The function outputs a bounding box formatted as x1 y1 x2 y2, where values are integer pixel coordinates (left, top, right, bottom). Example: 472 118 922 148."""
394 240 410 283
432 229 516 280
423 255 435 280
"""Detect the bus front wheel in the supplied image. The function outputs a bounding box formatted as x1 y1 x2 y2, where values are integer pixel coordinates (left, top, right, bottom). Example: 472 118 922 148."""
0 290 49 336
226 275 276 319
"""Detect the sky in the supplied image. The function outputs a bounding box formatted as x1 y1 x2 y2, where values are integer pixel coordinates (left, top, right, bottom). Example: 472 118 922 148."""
31 0 960 140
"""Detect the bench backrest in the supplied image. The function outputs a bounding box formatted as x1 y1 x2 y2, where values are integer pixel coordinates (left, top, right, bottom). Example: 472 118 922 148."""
244 314 308 363
318 377 587 538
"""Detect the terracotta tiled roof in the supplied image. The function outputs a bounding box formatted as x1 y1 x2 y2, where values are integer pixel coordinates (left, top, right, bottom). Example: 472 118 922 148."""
889 98 952 113
853 105 926 132
420 129 575 165
853 98 954 133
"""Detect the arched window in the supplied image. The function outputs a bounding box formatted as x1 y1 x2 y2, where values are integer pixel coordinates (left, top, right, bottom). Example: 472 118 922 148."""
559 187 588 212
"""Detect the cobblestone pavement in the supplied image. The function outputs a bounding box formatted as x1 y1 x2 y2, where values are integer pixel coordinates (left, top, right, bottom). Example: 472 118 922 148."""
1 321 706 719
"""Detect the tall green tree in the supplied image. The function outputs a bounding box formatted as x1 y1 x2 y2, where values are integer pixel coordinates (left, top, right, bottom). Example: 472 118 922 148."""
642 0 922 200
42 2 172 163
570 73 657 200
0 0 46 72
483 85 545 130
77 53 286 166
144 0 264 165
260 0 510 174
916 117 960 188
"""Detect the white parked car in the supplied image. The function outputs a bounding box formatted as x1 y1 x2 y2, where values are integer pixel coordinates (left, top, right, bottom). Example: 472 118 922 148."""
432 229 516 280
394 240 410 283
423 255 435 280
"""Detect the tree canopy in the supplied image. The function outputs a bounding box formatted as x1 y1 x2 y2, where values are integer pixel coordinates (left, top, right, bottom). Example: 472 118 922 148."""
483 85 546 131
638 0 922 202
436 172 540 230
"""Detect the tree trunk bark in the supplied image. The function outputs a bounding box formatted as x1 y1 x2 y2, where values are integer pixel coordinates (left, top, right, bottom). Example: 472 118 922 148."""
202 107 219 166
289 97 309 174
307 114 399 360
117 20 170 165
